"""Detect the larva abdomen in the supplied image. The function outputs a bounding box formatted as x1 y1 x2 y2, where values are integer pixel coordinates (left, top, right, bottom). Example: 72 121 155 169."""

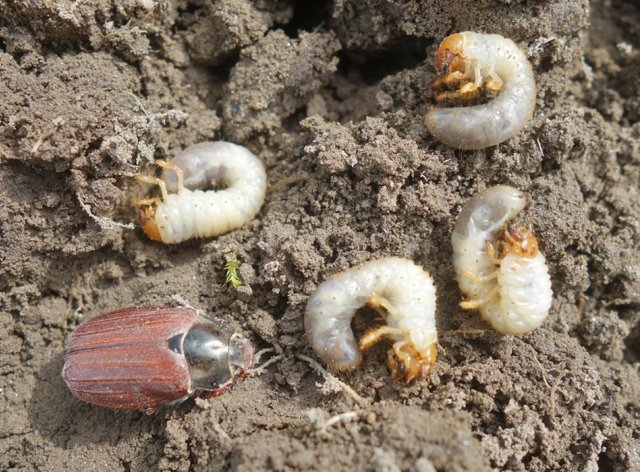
493 252 552 334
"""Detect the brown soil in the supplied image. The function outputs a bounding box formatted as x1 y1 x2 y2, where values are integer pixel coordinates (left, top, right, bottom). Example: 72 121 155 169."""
1 0 638 471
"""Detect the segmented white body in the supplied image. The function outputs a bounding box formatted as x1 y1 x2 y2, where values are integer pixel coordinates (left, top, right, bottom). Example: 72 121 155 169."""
151 142 266 244
426 32 536 150
489 251 552 334
304 257 437 373
452 185 552 334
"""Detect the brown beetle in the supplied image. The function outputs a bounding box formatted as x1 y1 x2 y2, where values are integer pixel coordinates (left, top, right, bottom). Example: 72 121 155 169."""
62 306 254 413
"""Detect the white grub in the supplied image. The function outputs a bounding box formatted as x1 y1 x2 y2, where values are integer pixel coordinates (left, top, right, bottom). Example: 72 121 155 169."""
136 141 266 243
304 257 437 383
452 185 552 334
425 32 536 150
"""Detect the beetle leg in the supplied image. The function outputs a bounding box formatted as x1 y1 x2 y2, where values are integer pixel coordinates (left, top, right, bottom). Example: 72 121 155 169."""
207 379 235 398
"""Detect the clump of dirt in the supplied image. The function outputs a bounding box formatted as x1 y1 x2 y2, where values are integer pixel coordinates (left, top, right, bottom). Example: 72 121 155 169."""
223 29 341 140
1 0 638 471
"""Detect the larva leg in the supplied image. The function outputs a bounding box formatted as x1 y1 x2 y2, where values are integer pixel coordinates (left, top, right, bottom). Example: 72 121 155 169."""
504 224 522 245
390 341 410 365
358 325 404 351
462 268 499 283
435 66 480 102
360 324 437 383
134 171 167 242
486 241 505 266
459 82 479 94
386 340 411 381
457 64 483 94
135 174 169 200
460 286 500 310
156 159 184 192
433 70 469 88
389 341 417 377
485 74 503 93
435 76 485 103
436 63 483 102
436 88 481 103
367 294 399 319
133 196 162 206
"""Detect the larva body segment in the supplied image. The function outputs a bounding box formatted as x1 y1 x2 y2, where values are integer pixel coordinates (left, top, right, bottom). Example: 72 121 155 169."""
137 141 267 244
304 257 437 383
452 185 552 334
490 251 552 334
426 32 536 150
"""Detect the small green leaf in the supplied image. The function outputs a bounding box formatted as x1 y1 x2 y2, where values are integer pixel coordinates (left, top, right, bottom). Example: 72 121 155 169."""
224 254 243 288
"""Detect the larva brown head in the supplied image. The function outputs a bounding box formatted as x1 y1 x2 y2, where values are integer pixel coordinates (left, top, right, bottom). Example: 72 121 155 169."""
139 206 162 241
387 342 437 384
435 33 466 73
505 224 539 258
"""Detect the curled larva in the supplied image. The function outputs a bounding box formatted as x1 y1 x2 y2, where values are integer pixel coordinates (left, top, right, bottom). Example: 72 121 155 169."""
452 185 552 334
425 32 536 150
304 257 437 383
135 141 267 244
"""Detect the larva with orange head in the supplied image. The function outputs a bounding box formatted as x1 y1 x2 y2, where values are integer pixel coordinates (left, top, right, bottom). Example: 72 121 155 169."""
426 32 536 150
136 141 267 244
304 257 437 383
452 185 552 334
